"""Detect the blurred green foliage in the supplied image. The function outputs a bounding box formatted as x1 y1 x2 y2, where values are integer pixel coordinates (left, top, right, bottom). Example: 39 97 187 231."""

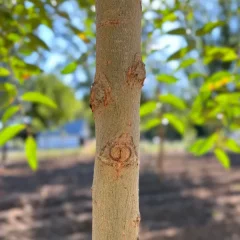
0 0 94 169
23 74 85 131
141 0 240 168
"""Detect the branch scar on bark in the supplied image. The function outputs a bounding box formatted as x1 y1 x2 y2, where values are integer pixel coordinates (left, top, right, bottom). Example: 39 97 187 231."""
126 53 146 88
90 73 111 113
110 145 131 162
133 214 141 227
98 133 138 177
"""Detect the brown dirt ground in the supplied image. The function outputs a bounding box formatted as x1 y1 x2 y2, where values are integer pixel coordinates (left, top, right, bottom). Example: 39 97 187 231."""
0 151 240 240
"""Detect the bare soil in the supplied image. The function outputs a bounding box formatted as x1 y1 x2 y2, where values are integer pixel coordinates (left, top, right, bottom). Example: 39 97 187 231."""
0 151 240 240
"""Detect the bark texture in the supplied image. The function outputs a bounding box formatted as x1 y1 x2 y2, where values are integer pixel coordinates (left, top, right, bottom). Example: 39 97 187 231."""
91 1 145 239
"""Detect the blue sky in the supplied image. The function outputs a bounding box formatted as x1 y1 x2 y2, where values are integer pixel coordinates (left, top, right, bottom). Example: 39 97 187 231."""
25 0 185 99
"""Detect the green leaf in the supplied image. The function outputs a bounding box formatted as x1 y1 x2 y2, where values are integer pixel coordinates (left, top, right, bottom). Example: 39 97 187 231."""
159 94 186 110
196 21 225 36
142 118 161 131
0 124 25 146
61 62 77 74
188 133 217 156
69 25 82 35
207 71 232 82
68 25 90 43
140 101 157 117
0 83 17 95
18 45 34 56
156 74 177 84
186 11 193 21
25 63 42 74
189 72 206 80
230 123 240 130
226 138 240 153
84 18 95 38
204 46 238 63
25 136 38 171
163 113 185 134
215 93 240 105
57 10 70 20
13 4 25 14
7 33 21 42
166 27 186 35
177 58 196 70
231 106 240 117
10 56 26 68
77 53 89 64
206 105 223 119
2 105 20 124
201 71 233 91
0 67 10 77
190 91 211 124
29 34 50 51
0 83 17 108
214 148 230 169
162 12 177 23
0 47 8 56
11 59 42 83
21 92 57 109
167 44 195 61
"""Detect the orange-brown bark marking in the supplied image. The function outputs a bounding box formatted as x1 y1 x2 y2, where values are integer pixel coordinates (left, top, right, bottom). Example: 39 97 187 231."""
127 53 146 88
98 133 138 177
133 215 141 227
90 73 111 113
99 19 122 28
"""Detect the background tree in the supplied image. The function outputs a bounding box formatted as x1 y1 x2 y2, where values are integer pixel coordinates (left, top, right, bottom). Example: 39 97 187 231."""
23 74 85 131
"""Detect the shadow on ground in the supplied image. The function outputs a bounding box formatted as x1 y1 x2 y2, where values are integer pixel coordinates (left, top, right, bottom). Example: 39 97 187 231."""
0 152 240 240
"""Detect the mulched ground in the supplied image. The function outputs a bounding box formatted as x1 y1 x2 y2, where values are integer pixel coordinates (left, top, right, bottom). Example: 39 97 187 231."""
0 151 240 240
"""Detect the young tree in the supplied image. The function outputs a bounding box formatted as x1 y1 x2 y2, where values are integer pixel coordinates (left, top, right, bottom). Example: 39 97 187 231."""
90 1 146 239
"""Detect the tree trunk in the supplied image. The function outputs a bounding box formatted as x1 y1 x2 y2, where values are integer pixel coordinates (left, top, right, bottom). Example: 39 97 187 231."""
1 145 7 167
90 1 145 239
157 127 165 179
